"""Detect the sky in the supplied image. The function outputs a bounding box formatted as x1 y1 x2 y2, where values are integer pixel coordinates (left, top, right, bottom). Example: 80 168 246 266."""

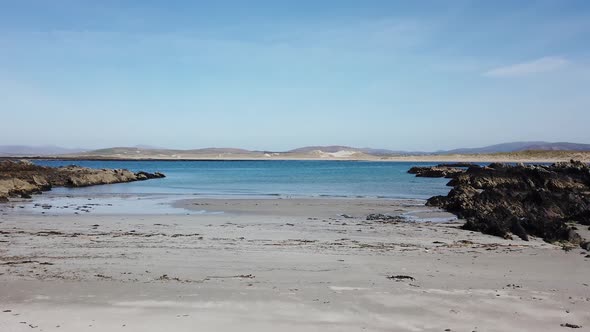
1 0 589 151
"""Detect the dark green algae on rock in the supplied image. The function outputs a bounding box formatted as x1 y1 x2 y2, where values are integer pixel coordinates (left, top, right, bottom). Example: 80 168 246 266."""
418 160 590 245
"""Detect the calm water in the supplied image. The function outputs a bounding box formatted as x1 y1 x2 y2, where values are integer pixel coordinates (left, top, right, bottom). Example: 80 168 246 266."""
32 160 452 199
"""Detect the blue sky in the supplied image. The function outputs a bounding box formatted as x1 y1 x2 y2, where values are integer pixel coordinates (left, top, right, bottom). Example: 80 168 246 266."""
1 0 589 151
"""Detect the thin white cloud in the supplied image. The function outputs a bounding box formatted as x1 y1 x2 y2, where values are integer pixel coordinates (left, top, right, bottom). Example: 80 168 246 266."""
484 56 568 77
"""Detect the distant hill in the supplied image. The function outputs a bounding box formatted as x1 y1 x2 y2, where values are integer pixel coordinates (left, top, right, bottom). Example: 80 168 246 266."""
185 148 253 154
1 142 589 160
438 141 590 154
288 146 409 156
289 142 590 156
288 146 366 153
0 145 87 156
519 142 590 151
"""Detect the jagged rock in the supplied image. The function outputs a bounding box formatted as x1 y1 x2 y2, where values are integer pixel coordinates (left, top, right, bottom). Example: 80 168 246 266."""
426 160 590 243
408 166 466 178
436 162 476 167
0 160 165 201
136 171 166 180
62 168 138 187
136 173 148 180
0 178 41 200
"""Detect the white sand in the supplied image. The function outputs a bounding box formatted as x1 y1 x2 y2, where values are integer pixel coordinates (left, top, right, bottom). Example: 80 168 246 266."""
1 198 589 331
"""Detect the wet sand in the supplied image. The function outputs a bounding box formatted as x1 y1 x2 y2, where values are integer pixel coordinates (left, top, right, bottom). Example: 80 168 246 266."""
1 198 589 331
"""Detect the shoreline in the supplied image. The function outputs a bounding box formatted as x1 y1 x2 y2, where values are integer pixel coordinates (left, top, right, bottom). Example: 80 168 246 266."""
2 195 453 221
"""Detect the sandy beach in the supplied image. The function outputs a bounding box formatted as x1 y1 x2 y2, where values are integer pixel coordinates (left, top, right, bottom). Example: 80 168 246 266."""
1 198 589 331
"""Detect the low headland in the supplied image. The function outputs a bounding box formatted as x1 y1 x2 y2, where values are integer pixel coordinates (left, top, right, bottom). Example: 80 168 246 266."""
0 160 165 202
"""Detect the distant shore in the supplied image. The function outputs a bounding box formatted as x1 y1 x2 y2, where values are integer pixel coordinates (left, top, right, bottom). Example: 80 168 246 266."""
2 150 589 163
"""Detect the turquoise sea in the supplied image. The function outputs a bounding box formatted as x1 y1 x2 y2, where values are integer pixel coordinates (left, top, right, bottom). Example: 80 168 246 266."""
33 160 453 199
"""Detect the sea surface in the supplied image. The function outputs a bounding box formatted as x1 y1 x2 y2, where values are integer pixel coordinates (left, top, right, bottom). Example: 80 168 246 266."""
32 160 453 199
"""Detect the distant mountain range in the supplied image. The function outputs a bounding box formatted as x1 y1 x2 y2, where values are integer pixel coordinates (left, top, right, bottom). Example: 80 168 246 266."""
0 145 87 156
437 141 590 154
1 141 589 159
286 142 590 155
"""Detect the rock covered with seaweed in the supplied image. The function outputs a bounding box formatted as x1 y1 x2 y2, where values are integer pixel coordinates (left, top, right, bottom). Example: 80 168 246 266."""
419 160 590 244
407 165 466 178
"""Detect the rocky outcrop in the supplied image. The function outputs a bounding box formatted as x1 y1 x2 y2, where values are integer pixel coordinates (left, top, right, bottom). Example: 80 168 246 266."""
408 166 466 178
0 160 165 201
135 171 166 180
424 161 590 244
436 162 476 168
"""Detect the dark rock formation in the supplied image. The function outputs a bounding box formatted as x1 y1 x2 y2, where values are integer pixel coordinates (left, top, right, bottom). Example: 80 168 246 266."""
408 166 466 178
425 160 590 243
436 162 476 168
135 171 166 181
0 160 165 201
